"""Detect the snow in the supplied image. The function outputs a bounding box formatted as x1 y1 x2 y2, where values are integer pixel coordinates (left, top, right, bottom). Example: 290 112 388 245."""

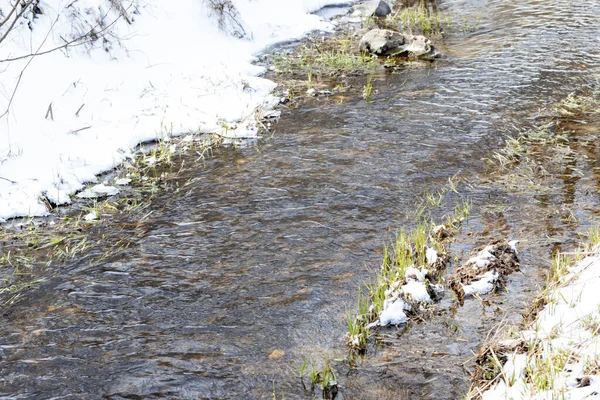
379 298 409 326
466 245 495 269
480 252 600 399
83 211 98 221
0 0 345 220
462 270 498 296
372 265 439 327
401 280 432 303
76 183 119 198
114 178 131 185
426 246 438 265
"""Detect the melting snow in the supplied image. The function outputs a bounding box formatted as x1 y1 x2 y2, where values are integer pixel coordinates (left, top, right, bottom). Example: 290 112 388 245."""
379 299 409 326
462 270 499 296
0 0 343 220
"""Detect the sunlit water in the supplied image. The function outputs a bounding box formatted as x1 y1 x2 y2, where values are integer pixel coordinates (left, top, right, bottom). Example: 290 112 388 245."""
1 0 600 398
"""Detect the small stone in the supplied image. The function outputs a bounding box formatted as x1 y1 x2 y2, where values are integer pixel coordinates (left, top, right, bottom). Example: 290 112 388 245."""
360 29 405 56
353 0 392 18
577 376 591 387
374 0 392 17
268 349 285 359
306 88 316 96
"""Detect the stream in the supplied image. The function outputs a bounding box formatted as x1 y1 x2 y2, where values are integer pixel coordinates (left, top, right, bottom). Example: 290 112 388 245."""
2 0 600 398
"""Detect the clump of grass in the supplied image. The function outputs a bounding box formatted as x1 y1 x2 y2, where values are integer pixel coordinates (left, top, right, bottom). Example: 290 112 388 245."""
299 359 338 397
589 226 600 247
273 42 378 79
362 75 373 102
345 192 469 350
271 32 379 86
386 3 451 37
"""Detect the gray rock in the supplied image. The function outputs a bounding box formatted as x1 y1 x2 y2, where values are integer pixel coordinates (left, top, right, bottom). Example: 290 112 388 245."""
374 0 392 17
359 29 435 57
353 0 392 18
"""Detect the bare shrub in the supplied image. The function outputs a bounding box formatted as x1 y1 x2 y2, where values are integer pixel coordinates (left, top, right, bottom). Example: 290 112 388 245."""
204 0 246 38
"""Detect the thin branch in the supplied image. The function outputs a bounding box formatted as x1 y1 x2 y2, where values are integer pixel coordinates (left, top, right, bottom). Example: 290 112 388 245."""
0 0 21 29
0 3 127 64
0 0 35 45
0 9 60 120
0 1 134 119
75 103 85 117
45 102 53 120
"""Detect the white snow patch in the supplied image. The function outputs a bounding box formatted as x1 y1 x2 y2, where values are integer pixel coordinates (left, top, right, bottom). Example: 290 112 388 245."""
114 178 132 186
466 246 496 269
0 0 344 220
379 299 409 326
508 240 519 254
462 270 498 296
83 211 98 221
401 280 432 303
479 252 600 399
426 247 438 265
76 184 119 199
404 266 427 282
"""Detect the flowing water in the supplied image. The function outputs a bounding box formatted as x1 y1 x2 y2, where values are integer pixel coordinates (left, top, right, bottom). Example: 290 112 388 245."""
2 0 600 398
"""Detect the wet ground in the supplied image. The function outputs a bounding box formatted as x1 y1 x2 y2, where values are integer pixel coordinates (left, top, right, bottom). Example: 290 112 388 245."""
2 0 600 398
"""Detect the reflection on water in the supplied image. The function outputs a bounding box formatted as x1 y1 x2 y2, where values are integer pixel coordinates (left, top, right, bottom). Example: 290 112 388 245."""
1 0 600 398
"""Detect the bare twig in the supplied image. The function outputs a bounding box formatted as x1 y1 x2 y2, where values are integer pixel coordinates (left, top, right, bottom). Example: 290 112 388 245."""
0 8 59 120
0 7 127 64
0 1 135 119
75 103 85 117
45 102 53 120
0 1 22 29
0 0 35 45
69 126 91 134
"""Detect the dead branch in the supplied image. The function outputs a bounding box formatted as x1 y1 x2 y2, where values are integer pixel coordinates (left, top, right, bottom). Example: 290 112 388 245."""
0 0 35 45
0 1 21 29
75 103 85 117
1 2 129 64
0 1 135 120
45 102 53 120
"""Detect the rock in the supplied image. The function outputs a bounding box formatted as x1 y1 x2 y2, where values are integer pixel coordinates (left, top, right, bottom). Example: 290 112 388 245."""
360 29 404 56
373 0 392 17
353 0 392 17
359 29 435 58
267 349 285 359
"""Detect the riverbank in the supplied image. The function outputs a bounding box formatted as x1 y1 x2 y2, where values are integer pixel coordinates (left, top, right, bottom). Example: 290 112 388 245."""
469 239 600 399
0 0 343 221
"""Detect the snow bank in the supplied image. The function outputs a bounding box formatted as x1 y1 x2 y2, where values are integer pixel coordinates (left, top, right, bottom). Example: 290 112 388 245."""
481 251 600 399
0 0 345 220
